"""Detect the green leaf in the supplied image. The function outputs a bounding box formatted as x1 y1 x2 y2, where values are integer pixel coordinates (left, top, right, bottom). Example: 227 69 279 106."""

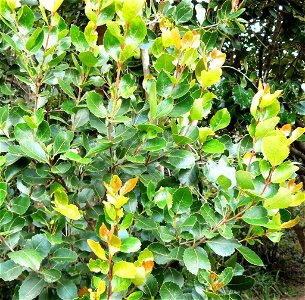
20 141 49 164
190 98 203 120
56 280 77 300
17 6 34 34
24 233 51 258
183 247 211 275
143 137 166 152
155 53 175 72
26 27 44 53
70 25 89 52
164 268 184 288
51 248 78 263
201 203 218 227
263 187 292 209
218 267 234 286
8 249 42 270
227 276 255 291
271 162 299 183
84 21 98 48
58 78 76 99
119 74 136 99
125 15 146 45
104 29 121 61
207 237 240 257
160 282 184 300
121 237 141 253
0 260 23 281
202 139 225 153
86 91 107 118
53 131 74 157
79 51 98 67
237 246 264 266
11 195 30 215
139 274 158 297
156 70 173 98
122 0 145 22
155 98 174 119
174 0 194 23
43 269 62 283
0 182 7 206
255 117 279 138
236 170 254 190
19 274 46 300
113 261 136 279
135 216 158 230
210 108 231 131
172 186 192 214
242 206 269 225
261 135 289 166
168 150 196 169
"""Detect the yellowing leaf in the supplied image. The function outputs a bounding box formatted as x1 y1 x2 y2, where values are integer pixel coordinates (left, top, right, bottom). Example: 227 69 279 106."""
209 48 226 69
110 175 122 192
281 217 299 229
263 187 292 209
122 0 145 22
87 239 107 260
162 28 180 49
109 235 121 255
260 90 282 108
132 266 146 286
201 68 222 88
287 127 305 144
6 0 21 9
113 261 136 278
181 30 200 49
39 0 64 12
120 177 138 196
54 203 81 220
290 192 305 207
54 189 68 205
250 89 263 117
261 135 289 166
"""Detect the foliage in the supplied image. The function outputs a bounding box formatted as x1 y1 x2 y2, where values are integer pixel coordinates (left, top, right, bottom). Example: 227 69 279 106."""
0 0 304 299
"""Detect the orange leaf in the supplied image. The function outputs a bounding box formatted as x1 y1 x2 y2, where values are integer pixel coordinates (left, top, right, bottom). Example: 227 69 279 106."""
120 177 139 196
280 124 291 136
78 286 88 297
110 175 122 192
99 223 109 239
142 260 154 273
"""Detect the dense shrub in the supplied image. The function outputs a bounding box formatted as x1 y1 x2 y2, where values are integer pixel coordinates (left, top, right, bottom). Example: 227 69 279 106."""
0 0 304 299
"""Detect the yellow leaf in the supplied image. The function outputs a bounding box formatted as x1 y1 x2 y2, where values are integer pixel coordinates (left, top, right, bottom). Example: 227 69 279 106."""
54 203 80 220
287 127 305 144
250 89 264 117
209 48 226 69
171 27 181 50
281 217 299 229
132 266 146 286
120 177 138 196
114 195 129 208
201 67 222 88
113 261 136 279
97 280 106 296
39 0 64 12
87 239 107 260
